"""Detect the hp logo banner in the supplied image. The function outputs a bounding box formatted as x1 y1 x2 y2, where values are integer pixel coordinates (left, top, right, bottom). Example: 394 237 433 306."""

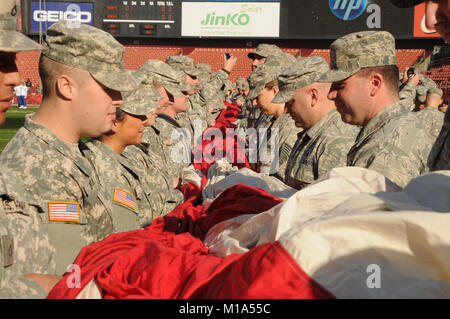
329 0 368 21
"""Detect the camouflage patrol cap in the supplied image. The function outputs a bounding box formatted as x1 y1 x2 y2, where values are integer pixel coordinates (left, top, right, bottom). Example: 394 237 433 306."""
121 84 159 116
166 54 202 77
235 77 249 90
272 56 330 104
196 63 213 75
132 70 163 101
43 20 138 92
416 85 428 103
319 31 397 83
419 74 438 89
247 56 294 101
139 59 191 97
428 87 443 98
0 0 41 52
248 43 282 59
389 0 423 8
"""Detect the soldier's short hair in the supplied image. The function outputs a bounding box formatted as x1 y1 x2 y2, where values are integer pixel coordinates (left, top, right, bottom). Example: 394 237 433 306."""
357 65 400 95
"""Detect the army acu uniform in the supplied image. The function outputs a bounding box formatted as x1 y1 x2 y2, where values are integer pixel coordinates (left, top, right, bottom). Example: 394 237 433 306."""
320 31 432 187
123 144 185 218
246 55 300 178
0 20 139 274
139 59 194 177
272 56 358 189
0 172 56 298
0 0 56 297
166 55 204 137
85 85 161 230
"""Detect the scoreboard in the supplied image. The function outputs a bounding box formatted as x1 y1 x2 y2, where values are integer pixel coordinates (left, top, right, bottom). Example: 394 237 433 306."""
21 0 436 40
101 0 181 37
23 0 182 38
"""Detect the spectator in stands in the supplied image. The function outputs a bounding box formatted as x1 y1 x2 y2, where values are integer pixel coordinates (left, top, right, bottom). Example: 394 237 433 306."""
390 0 450 170
14 80 27 108
25 77 32 93
246 56 301 178
273 56 358 190
0 20 140 275
323 30 432 187
0 0 60 298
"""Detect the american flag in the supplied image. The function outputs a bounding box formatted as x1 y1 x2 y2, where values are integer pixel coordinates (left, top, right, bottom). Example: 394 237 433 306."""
113 188 136 210
48 202 80 223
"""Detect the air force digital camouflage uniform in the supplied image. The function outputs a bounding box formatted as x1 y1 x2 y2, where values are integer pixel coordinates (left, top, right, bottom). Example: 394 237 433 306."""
0 0 56 297
247 44 297 130
0 20 139 274
415 87 445 141
389 0 450 173
428 108 450 171
246 56 300 178
320 31 432 187
273 56 359 189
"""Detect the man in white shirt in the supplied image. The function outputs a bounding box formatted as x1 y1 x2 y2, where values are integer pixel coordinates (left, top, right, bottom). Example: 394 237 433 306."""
14 81 27 108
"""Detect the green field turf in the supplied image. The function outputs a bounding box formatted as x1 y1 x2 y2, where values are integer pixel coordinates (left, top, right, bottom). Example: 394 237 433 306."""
0 107 37 153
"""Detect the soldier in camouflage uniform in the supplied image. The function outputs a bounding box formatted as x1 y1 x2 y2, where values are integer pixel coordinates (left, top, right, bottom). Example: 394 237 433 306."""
223 79 233 103
322 31 433 187
415 87 445 141
166 54 205 136
235 78 253 130
272 56 359 189
138 59 193 178
246 55 300 179
196 63 213 86
0 0 59 297
85 84 162 230
390 0 450 171
247 44 297 130
0 20 139 274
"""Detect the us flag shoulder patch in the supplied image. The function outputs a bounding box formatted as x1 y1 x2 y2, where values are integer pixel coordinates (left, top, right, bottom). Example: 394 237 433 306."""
113 188 136 210
48 202 80 223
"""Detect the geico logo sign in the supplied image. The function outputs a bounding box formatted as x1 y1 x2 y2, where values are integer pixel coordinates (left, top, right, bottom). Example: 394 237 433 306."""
33 10 92 22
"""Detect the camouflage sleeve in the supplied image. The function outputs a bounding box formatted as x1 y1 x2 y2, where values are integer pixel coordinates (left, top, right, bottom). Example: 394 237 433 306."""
0 194 56 298
399 83 416 102
428 108 450 171
314 135 354 181
351 134 431 188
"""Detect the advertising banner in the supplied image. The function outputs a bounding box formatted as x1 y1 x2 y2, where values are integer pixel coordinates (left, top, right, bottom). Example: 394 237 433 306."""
181 1 280 38
283 0 414 40
31 1 93 32
413 2 440 38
